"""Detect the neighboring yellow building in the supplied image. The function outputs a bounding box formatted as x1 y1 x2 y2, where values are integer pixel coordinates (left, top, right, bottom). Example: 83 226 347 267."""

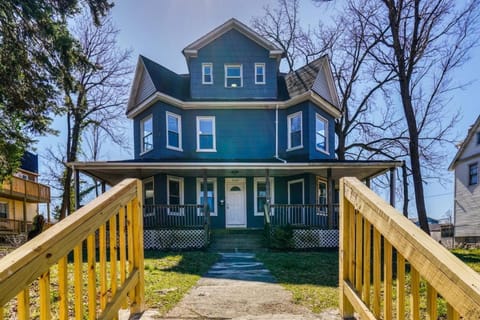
0 152 50 235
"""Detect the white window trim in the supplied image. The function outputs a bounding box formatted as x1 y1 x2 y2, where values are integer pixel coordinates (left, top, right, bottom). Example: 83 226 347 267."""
196 116 216 152
287 111 303 151
254 177 274 216
167 176 184 216
202 63 213 84
166 111 183 151
288 179 304 204
224 64 243 88
316 177 328 216
140 115 153 155
143 177 155 217
196 178 218 216
315 113 329 155
254 63 266 84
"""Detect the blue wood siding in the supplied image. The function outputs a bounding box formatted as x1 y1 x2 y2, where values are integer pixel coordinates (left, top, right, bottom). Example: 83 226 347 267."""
189 29 278 100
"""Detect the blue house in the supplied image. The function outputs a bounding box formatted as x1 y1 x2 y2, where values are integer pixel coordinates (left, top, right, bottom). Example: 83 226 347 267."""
72 19 400 249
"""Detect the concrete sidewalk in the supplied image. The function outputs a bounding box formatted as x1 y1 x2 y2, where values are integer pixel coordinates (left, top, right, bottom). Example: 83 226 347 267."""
132 252 340 320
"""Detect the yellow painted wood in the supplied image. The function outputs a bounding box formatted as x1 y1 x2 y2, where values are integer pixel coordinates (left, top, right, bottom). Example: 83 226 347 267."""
98 270 139 320
383 241 392 320
363 220 371 307
87 233 97 320
410 267 420 320
355 212 363 294
126 200 135 304
131 180 145 314
58 256 68 320
110 214 118 297
426 284 437 320
396 253 406 320
373 228 381 317
99 224 107 310
342 177 480 317
348 204 355 282
447 304 460 320
339 183 354 318
17 288 29 320
39 271 51 320
0 179 138 307
74 244 83 320
343 280 377 320
0 306 3 320
118 206 127 308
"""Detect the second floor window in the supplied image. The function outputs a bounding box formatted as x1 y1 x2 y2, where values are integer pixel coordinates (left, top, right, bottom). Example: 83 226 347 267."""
197 116 216 151
287 111 303 150
316 114 328 153
141 115 153 153
255 63 265 84
469 163 478 186
0 203 8 219
166 112 182 150
225 64 242 88
202 63 213 84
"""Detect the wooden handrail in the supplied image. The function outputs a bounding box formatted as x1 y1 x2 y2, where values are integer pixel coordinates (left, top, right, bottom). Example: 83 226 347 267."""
340 177 480 319
0 178 144 319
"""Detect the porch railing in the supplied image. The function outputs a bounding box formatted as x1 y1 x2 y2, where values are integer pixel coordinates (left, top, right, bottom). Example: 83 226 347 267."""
0 178 145 319
0 176 50 203
269 204 339 228
0 218 29 235
143 204 205 229
340 177 480 319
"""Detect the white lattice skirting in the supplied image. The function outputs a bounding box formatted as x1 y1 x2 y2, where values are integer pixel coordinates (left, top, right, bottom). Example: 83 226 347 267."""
144 229 207 250
292 229 339 248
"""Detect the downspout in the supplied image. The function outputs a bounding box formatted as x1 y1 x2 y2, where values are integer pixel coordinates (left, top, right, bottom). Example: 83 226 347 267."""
274 104 287 163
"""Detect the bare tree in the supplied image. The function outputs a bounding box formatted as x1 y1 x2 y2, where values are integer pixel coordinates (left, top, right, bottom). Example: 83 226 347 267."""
53 12 132 219
361 0 480 233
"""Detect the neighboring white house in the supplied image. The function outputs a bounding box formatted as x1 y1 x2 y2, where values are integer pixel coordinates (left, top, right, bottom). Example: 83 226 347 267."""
449 115 480 245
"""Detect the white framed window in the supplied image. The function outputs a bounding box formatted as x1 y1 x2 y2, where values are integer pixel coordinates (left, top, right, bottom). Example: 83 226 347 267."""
225 64 243 88
196 116 216 152
167 176 184 215
469 163 478 186
315 113 328 153
287 111 303 150
255 63 265 84
202 63 213 84
143 178 154 217
197 178 217 216
166 112 182 151
140 115 153 154
0 202 8 219
254 177 274 216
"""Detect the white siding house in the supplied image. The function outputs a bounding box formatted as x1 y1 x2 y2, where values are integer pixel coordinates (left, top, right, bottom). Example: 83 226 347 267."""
449 116 480 244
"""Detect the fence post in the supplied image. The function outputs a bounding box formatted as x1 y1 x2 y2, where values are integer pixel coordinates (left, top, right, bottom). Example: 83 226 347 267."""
131 180 145 314
339 178 354 318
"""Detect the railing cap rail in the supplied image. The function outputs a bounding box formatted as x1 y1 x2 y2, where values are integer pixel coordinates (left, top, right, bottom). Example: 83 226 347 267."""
341 177 480 317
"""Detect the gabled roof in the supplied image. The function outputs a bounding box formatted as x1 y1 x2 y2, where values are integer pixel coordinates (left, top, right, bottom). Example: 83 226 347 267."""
281 55 340 109
182 18 284 59
449 115 480 170
126 55 189 114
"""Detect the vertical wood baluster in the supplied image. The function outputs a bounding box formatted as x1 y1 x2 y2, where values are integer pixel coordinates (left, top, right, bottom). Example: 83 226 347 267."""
39 271 51 320
87 233 96 320
355 213 363 294
74 244 83 320
384 241 392 320
373 229 381 317
363 220 371 307
396 253 405 319
410 267 420 320
99 224 107 310
17 288 29 320
426 284 437 320
58 256 68 320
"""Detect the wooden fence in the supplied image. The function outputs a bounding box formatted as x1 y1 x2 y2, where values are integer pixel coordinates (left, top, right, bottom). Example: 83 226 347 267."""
0 176 50 203
339 177 480 319
0 178 144 320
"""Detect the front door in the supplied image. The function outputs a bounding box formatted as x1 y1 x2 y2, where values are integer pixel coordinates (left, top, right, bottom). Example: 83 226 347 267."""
225 178 246 228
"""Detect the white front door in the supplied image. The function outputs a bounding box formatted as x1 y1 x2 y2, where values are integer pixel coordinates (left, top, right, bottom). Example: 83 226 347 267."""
225 178 246 228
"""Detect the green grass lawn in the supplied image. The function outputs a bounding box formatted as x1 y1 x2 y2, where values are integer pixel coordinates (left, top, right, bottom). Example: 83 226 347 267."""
143 250 219 314
451 248 480 272
256 251 339 313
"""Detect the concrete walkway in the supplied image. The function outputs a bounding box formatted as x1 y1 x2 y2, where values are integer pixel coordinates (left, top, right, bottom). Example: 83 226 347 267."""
133 252 340 320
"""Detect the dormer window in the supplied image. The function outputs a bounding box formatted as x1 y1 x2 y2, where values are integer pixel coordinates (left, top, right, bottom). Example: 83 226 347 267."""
255 63 265 84
225 64 242 88
202 63 213 84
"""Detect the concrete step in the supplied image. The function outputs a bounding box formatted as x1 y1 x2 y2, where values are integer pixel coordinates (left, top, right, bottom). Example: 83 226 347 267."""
209 230 266 251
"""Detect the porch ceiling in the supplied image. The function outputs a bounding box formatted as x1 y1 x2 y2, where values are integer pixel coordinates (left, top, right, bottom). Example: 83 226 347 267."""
69 161 402 186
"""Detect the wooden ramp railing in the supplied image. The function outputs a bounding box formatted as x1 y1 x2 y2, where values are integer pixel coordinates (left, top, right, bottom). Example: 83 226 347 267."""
340 177 480 319
0 178 144 319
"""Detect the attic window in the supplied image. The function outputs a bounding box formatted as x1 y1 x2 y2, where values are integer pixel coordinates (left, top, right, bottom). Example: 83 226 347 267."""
202 63 213 84
225 64 242 88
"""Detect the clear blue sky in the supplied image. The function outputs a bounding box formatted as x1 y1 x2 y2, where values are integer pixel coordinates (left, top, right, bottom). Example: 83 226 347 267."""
36 0 480 219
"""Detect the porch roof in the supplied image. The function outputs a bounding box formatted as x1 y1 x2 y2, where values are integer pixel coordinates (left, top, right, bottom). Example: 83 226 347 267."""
69 160 402 186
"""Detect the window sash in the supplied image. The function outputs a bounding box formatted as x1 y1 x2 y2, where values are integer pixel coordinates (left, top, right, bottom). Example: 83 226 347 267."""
166 113 182 150
197 117 216 151
470 164 478 185
316 114 328 152
225 65 242 87
168 177 184 215
287 112 302 149
202 63 213 84
197 178 217 216
254 178 274 215
255 63 265 84
141 116 153 153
